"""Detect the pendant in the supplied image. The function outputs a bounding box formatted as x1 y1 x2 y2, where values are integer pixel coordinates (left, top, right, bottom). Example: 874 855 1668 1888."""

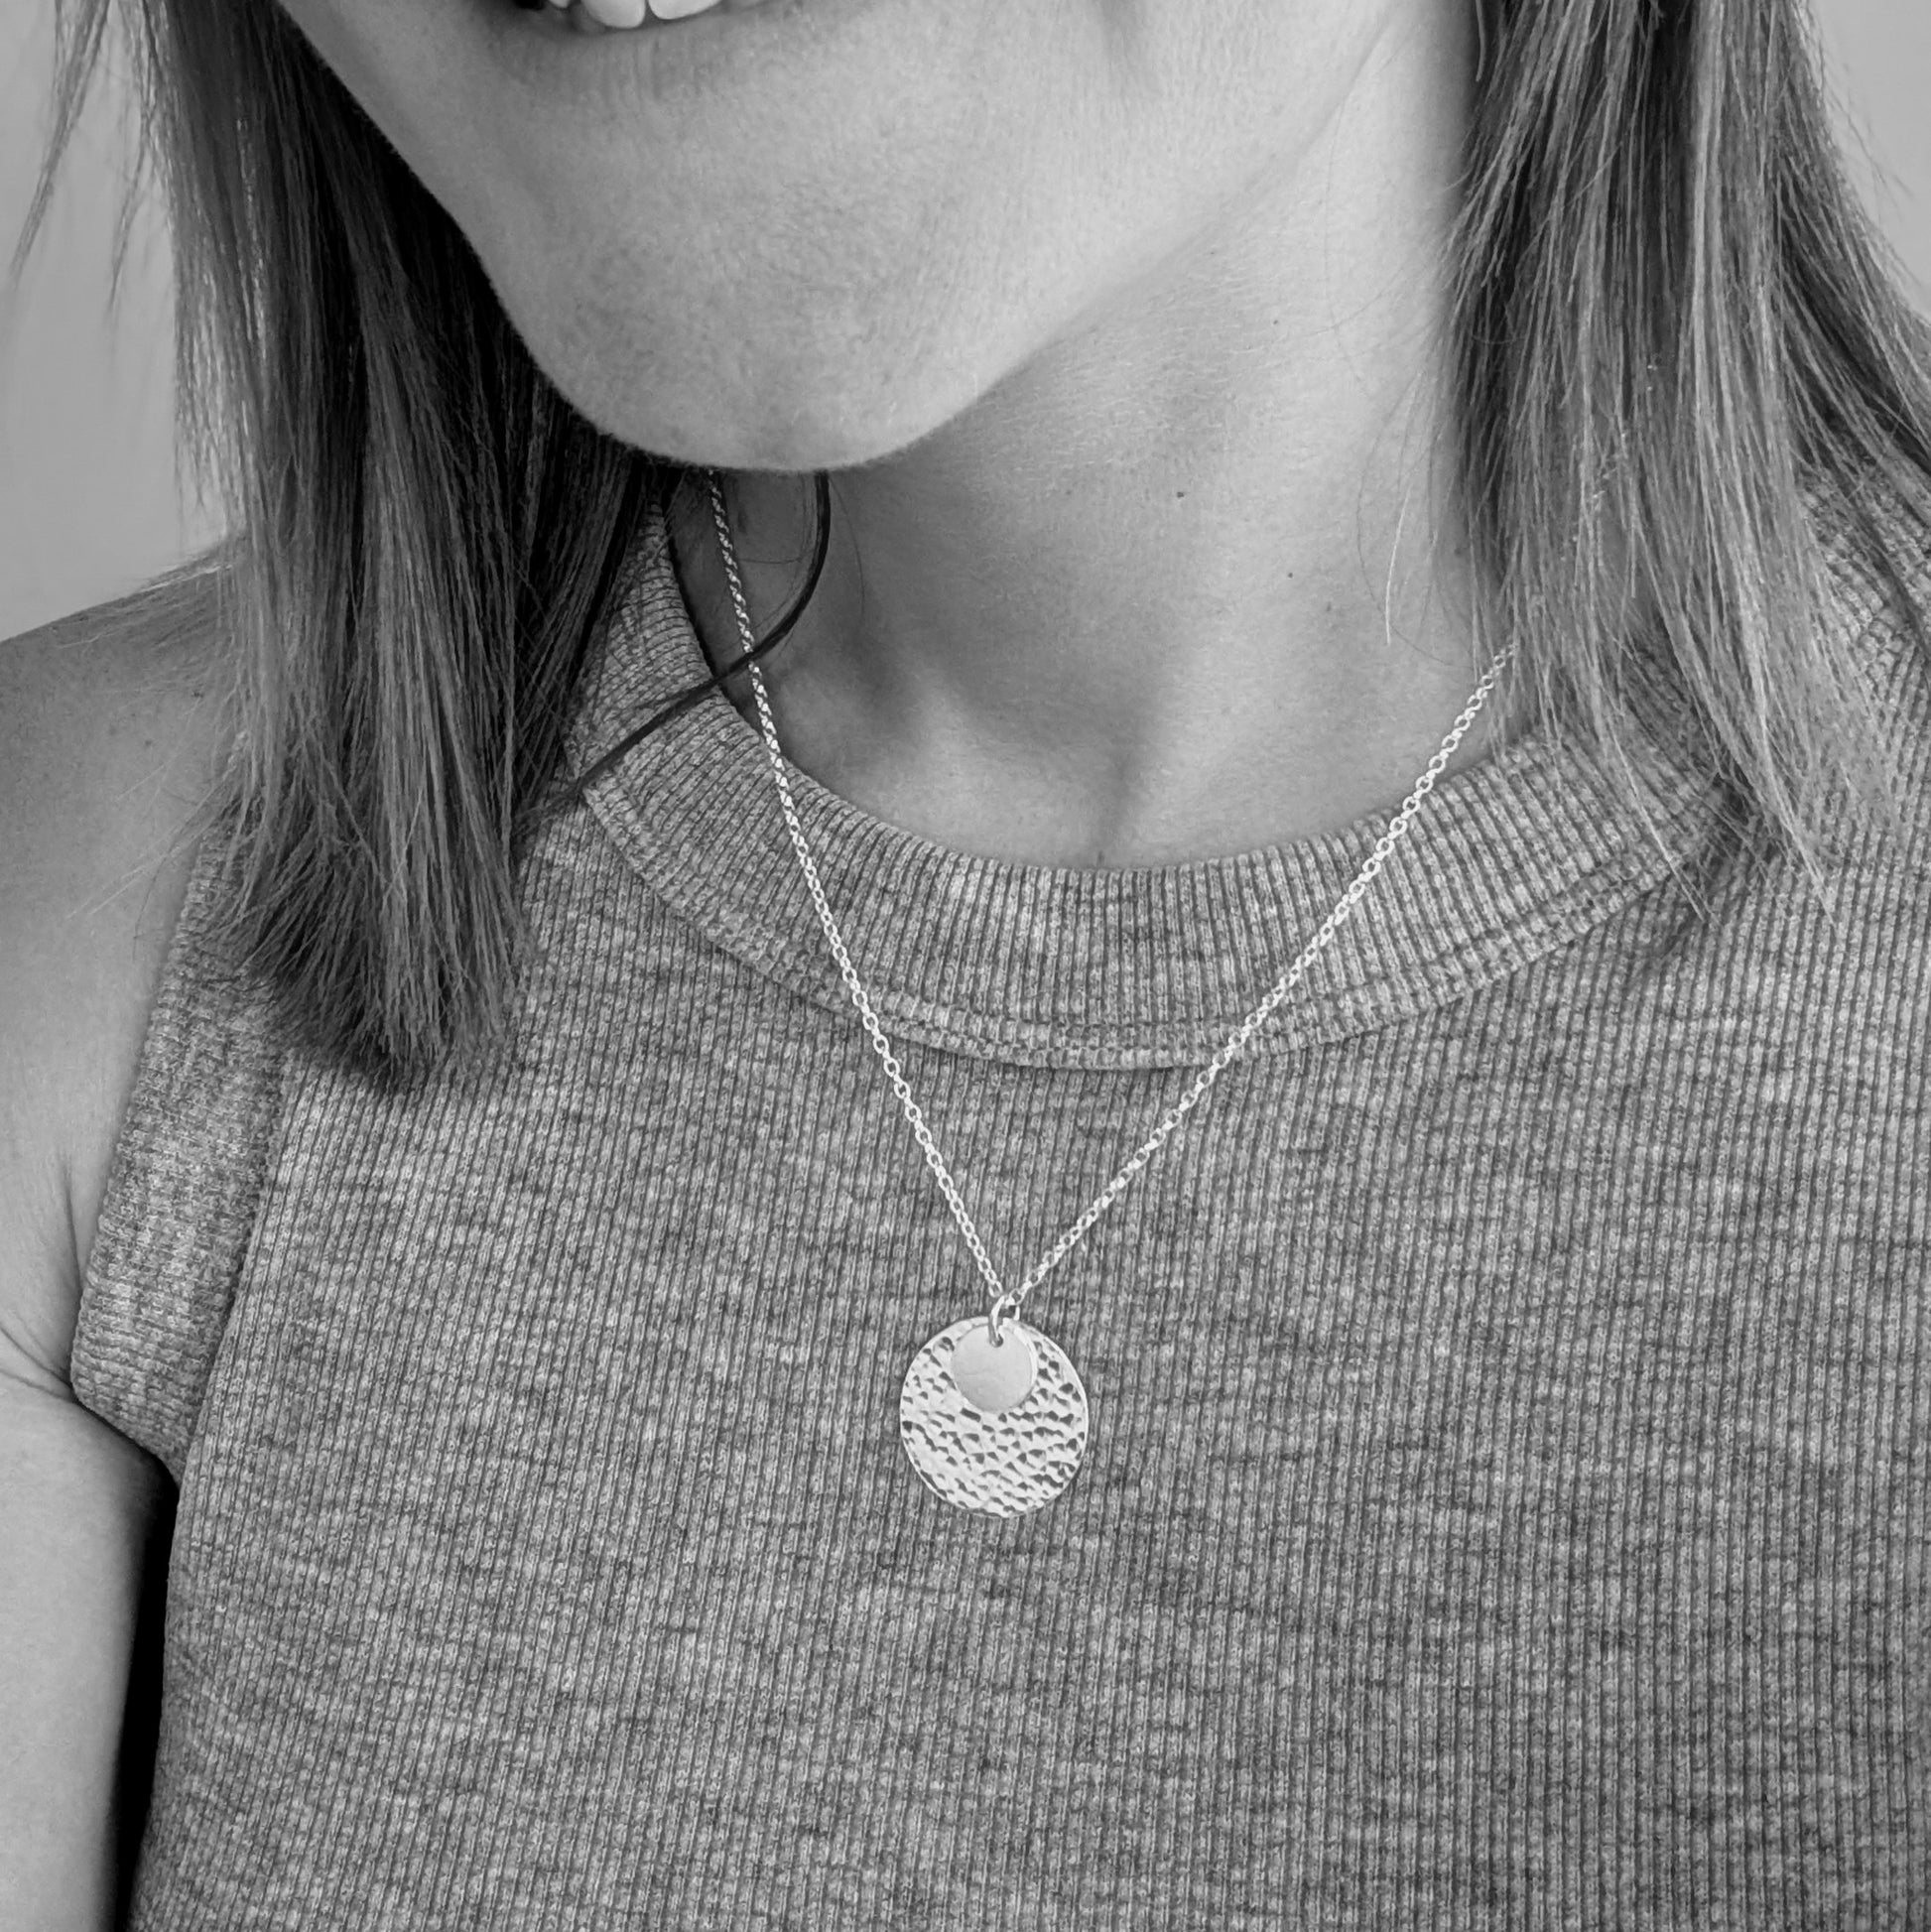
898 1315 1091 1517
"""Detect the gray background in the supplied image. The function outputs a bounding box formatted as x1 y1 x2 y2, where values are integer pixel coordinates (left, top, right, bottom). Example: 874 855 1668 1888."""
2 0 1927 644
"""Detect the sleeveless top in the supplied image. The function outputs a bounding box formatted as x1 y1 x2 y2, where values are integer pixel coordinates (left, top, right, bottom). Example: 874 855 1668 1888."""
72 504 1931 1928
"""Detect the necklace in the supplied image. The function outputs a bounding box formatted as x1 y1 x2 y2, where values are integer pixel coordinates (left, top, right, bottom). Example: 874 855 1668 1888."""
703 470 1515 1518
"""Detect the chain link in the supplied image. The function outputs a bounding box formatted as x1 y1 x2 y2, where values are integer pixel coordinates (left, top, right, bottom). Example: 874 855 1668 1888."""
706 471 1516 1338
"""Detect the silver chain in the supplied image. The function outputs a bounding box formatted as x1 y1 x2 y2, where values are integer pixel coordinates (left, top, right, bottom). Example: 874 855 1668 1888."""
705 471 1515 1339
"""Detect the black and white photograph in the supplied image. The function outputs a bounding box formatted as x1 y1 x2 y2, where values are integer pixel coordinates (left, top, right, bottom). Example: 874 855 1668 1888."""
2 0 1929 1923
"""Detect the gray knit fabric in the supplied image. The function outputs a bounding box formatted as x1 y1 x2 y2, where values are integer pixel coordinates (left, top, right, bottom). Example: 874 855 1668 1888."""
72 503 1931 1928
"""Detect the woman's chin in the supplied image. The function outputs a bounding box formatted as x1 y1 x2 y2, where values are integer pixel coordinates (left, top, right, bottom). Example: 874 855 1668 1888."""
519 314 984 474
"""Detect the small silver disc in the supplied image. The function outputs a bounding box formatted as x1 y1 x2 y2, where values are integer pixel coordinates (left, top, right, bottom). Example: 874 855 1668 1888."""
899 1317 1090 1518
948 1321 1037 1413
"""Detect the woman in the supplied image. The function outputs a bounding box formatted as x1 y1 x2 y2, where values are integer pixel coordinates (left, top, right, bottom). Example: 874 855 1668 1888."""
5 0 1930 1922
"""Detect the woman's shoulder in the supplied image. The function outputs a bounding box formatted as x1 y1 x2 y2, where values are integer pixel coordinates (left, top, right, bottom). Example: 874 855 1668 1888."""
0 563 234 1390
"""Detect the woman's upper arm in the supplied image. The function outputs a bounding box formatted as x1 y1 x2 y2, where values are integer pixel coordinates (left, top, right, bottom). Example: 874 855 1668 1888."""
0 583 231 1390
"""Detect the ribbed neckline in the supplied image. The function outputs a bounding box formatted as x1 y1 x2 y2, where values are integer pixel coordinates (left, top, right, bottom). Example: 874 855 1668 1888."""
568 501 1721 1070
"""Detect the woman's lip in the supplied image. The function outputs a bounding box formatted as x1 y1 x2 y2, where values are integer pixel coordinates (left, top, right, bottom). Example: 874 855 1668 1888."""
505 0 778 25
473 0 825 116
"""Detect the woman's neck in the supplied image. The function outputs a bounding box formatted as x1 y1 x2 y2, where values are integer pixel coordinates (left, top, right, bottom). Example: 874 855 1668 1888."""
676 4 1494 869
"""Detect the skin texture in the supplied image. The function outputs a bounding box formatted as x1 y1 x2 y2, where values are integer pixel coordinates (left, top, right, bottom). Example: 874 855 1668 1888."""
279 0 1494 865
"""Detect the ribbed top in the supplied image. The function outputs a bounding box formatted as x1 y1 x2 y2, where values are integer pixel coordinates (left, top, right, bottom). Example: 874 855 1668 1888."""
70 502 1931 1928
573 516 1719 1066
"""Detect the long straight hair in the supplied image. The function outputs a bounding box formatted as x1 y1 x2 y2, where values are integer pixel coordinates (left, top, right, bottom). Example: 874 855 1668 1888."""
17 0 1931 1088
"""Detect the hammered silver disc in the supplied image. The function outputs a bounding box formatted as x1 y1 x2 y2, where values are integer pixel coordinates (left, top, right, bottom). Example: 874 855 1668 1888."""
899 1317 1091 1518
